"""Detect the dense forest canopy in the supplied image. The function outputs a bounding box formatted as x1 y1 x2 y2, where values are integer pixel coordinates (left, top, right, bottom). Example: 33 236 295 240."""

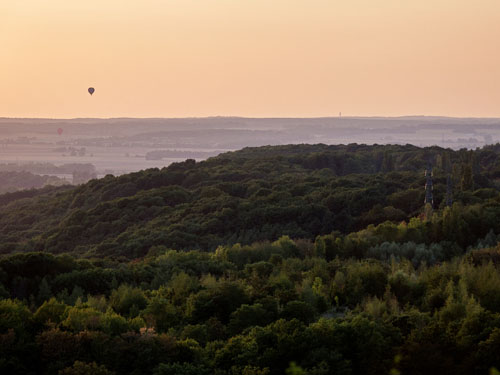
1 143 500 259
2 143 500 374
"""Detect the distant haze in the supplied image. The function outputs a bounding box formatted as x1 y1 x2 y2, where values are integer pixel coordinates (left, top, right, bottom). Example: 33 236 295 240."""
1 116 499 181
1 0 500 118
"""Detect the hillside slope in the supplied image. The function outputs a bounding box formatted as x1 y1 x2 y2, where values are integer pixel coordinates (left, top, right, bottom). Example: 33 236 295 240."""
1 143 500 259
3 143 500 374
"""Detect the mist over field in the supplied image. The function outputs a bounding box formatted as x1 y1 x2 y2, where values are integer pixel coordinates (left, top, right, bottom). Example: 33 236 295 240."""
1 116 499 191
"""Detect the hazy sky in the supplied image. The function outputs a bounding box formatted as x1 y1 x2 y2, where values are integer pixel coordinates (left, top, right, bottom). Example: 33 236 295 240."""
1 0 500 118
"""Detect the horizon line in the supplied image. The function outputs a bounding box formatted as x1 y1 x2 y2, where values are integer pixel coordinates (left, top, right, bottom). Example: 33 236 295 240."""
2 115 500 121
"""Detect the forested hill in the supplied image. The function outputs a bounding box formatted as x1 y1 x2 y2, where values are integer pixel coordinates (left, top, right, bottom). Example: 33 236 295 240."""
1 143 500 259
4 143 500 375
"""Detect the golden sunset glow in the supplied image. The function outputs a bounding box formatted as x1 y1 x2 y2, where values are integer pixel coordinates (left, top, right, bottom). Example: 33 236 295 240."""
1 0 500 118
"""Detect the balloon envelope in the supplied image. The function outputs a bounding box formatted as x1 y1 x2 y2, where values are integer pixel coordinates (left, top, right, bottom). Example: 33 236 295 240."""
57 128 63 135
88 87 95 95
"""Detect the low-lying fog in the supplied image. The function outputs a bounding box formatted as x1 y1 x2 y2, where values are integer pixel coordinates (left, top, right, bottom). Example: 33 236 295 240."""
1 116 499 191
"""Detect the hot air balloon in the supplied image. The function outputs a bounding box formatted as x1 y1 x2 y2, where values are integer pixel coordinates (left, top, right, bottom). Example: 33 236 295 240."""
57 128 63 136
88 87 95 95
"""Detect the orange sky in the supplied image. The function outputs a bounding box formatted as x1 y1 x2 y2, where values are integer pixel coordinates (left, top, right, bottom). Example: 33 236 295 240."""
1 0 500 118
